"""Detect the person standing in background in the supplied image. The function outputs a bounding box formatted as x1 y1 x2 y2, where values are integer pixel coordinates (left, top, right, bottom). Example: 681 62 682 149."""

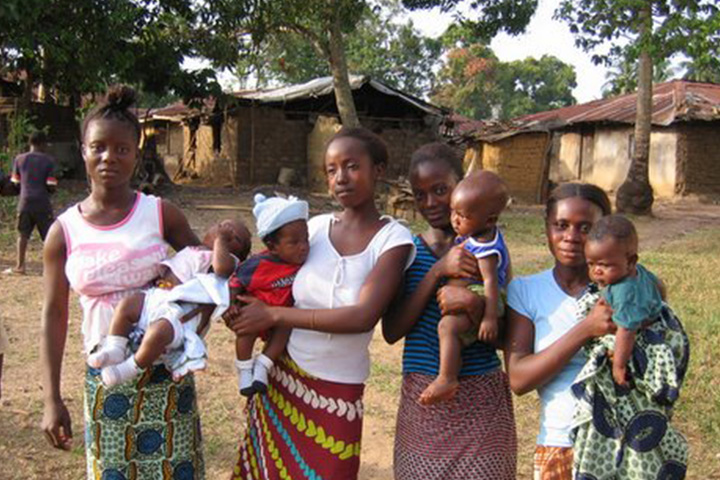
4 131 57 275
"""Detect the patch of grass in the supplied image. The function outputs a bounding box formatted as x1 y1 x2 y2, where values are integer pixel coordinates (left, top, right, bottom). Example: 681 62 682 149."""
367 360 402 397
641 228 720 468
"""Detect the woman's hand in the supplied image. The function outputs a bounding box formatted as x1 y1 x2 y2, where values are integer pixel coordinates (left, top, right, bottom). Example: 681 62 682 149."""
435 245 479 280
224 295 277 335
41 398 73 450
437 284 484 318
582 297 616 339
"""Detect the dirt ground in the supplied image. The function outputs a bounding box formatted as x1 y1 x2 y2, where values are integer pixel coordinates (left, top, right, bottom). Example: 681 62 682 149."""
1 183 719 479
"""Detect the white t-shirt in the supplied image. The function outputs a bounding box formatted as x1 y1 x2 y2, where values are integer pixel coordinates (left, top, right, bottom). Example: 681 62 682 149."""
506 268 588 447
288 214 415 384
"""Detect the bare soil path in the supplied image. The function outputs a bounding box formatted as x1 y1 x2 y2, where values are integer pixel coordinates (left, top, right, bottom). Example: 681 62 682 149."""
1 183 718 479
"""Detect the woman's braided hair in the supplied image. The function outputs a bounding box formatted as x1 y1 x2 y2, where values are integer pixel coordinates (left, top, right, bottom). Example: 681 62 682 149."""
81 85 142 143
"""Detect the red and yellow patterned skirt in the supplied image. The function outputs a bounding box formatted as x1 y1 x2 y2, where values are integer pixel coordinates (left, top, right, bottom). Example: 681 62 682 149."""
232 354 365 480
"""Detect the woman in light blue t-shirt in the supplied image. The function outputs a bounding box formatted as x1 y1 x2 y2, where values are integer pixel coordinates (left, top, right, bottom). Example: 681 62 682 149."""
504 183 615 480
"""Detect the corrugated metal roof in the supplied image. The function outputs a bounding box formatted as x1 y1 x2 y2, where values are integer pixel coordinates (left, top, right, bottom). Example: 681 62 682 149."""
233 74 447 116
142 76 448 122
139 99 218 122
462 80 720 142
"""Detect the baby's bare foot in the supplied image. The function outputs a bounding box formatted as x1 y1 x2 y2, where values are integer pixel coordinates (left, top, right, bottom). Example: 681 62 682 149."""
418 377 459 405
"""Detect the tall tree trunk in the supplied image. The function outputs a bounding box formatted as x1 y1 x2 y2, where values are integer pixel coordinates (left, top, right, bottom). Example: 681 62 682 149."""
328 11 360 127
616 4 654 214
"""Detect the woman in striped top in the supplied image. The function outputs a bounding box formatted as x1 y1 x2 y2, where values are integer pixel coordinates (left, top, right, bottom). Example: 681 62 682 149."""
383 143 517 479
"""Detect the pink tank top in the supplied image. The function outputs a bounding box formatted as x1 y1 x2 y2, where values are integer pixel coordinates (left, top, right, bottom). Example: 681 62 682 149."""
58 193 169 353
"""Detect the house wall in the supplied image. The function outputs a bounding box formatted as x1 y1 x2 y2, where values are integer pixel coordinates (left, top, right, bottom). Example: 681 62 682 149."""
676 121 720 196
230 108 440 188
145 121 185 179
550 132 582 182
370 122 440 180
234 106 311 186
183 106 442 187
550 125 678 198
184 120 237 185
307 115 341 192
154 122 184 158
479 132 550 203
582 126 633 191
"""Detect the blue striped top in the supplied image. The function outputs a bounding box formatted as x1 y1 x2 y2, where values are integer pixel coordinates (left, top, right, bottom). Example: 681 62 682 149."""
401 235 501 376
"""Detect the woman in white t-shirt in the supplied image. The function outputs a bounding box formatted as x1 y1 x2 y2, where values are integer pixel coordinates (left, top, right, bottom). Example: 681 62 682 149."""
505 183 616 480
225 127 415 480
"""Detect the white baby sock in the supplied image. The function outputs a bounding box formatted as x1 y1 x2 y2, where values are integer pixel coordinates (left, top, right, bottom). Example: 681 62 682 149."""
101 356 141 387
252 353 274 394
235 359 255 397
88 335 129 368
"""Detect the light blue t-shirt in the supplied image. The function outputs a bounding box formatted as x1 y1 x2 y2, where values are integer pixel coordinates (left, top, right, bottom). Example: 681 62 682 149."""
507 269 588 447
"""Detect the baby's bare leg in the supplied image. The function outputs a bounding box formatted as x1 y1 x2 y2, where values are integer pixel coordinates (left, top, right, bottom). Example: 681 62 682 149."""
88 294 146 369
109 293 146 337
613 326 636 387
419 313 473 405
102 316 180 387
235 334 256 361
134 319 176 369
262 327 291 362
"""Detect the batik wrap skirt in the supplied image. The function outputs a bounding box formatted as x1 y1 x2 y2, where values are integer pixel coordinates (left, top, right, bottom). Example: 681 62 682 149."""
84 365 205 479
572 294 690 479
232 354 365 480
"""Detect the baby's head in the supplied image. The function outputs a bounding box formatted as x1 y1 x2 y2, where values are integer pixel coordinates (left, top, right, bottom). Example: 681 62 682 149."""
450 170 508 238
203 219 252 262
585 214 639 287
254 194 310 265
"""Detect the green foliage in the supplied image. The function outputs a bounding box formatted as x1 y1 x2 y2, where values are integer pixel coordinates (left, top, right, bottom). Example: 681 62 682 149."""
603 54 675 97
679 9 720 83
432 43 500 119
237 1 442 96
216 0 367 56
555 0 720 72
5 110 36 159
432 44 577 120
402 0 538 41
0 0 230 105
0 153 11 175
497 55 577 119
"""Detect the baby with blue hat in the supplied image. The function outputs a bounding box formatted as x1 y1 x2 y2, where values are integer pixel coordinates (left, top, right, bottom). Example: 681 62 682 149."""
230 193 310 396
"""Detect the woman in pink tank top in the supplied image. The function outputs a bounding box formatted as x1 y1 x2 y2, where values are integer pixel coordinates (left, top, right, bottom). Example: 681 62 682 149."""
40 86 204 479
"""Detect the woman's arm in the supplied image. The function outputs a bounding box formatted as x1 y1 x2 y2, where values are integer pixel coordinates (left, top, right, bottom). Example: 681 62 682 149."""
229 245 413 335
382 245 478 344
39 221 73 450
162 200 201 251
504 298 615 396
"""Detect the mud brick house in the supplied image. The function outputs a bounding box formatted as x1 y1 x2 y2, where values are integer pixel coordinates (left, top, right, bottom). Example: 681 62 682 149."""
139 102 189 179
155 76 452 188
458 80 720 203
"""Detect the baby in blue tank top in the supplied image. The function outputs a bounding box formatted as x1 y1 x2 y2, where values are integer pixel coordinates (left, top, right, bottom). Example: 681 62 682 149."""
419 170 511 405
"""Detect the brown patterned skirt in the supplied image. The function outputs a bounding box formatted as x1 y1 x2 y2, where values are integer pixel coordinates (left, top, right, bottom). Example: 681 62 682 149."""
394 370 517 480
